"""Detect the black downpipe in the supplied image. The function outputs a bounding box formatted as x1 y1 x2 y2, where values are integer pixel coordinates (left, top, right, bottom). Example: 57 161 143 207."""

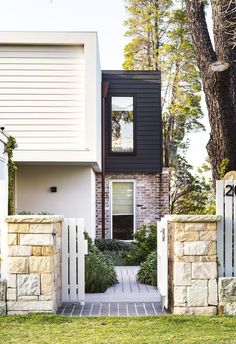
101 81 109 239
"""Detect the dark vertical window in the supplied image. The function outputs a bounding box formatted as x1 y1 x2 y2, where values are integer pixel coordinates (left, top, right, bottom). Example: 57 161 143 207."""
111 96 134 153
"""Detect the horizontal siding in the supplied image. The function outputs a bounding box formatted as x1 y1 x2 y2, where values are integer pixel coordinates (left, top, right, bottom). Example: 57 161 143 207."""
0 45 85 150
103 71 162 173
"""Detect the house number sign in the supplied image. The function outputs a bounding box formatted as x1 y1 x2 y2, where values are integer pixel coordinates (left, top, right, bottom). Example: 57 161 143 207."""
225 185 236 197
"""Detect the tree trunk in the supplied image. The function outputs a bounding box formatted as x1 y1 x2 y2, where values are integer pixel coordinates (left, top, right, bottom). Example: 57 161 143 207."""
185 0 236 181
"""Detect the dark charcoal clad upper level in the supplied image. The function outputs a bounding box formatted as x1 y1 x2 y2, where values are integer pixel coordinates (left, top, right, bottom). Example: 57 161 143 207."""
102 71 162 173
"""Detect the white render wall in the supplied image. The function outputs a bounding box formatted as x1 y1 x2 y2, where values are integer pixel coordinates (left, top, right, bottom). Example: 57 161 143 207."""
0 32 101 171
15 165 96 239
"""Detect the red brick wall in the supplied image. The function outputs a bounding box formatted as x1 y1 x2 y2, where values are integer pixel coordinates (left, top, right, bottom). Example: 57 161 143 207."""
96 169 169 239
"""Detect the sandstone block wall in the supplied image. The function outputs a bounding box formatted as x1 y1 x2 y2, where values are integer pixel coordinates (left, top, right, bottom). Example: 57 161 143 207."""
168 215 221 315
5 215 63 315
0 280 7 315
96 169 169 238
218 277 236 315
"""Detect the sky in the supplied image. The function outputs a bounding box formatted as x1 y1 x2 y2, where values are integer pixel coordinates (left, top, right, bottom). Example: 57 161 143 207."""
0 0 211 171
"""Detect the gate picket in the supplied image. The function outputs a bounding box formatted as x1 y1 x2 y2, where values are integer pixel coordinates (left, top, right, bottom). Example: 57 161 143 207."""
62 218 88 304
157 217 168 309
216 179 236 277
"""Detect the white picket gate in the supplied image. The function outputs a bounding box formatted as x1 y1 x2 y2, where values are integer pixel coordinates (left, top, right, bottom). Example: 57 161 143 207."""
157 217 168 309
216 180 236 277
61 218 88 304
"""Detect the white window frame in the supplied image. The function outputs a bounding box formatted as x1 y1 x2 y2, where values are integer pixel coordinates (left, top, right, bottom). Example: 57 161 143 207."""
109 179 136 240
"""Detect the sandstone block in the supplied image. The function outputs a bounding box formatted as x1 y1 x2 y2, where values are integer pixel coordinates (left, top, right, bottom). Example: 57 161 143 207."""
41 274 52 295
20 234 53 246
208 241 216 255
184 241 208 256
187 286 208 307
17 274 40 296
191 279 207 288
7 274 16 288
199 231 216 241
54 222 62 237
174 262 191 285
8 233 18 245
8 257 28 274
199 255 217 262
208 279 218 306
29 256 53 273
32 246 42 256
175 223 185 231
224 303 236 316
0 302 6 316
174 242 184 256
207 223 217 231
18 296 39 301
30 223 54 234
8 223 29 234
192 262 217 279
39 295 51 301
42 246 54 256
175 231 199 242
174 286 187 306
174 306 217 315
219 277 236 302
185 223 206 232
7 300 53 312
9 245 32 257
7 288 16 301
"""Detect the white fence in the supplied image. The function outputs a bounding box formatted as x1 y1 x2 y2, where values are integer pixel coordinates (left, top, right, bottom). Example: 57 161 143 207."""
216 180 236 277
157 217 168 309
62 218 88 304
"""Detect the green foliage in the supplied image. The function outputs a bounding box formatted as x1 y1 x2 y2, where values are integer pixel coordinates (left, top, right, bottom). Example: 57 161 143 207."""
123 1 215 214
17 211 53 215
101 251 130 266
4 136 17 215
17 210 34 215
95 239 134 252
95 239 138 265
136 250 157 286
171 156 215 214
128 224 157 264
219 158 230 179
85 235 117 293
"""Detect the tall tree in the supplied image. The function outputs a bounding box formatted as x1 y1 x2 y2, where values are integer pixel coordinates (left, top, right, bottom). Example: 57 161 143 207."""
184 0 236 181
124 0 207 213
124 0 203 168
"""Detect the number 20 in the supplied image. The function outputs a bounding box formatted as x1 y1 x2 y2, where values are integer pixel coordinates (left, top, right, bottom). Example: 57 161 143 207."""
225 184 236 197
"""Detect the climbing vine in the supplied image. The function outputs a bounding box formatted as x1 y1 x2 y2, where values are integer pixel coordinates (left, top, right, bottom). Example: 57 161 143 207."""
4 136 17 215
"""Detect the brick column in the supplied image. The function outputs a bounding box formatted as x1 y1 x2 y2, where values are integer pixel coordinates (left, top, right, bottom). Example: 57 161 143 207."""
168 215 221 315
5 215 63 315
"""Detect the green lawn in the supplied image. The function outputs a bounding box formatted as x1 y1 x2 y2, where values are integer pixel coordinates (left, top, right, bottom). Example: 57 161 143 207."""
0 314 236 344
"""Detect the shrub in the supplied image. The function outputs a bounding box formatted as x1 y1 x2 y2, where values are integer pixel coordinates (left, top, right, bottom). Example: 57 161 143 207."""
95 239 138 265
136 250 157 286
95 239 134 252
127 224 157 264
85 234 118 293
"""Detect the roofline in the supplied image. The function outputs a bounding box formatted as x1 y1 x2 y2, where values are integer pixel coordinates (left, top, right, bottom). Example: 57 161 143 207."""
0 31 98 45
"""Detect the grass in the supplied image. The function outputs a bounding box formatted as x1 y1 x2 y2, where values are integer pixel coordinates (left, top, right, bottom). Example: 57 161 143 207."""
0 314 236 344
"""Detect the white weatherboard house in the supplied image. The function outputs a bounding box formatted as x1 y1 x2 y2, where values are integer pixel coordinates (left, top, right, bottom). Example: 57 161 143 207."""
0 31 169 240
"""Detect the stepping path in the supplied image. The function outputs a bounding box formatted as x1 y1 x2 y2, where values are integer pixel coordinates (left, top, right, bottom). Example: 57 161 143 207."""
86 266 161 303
57 266 164 316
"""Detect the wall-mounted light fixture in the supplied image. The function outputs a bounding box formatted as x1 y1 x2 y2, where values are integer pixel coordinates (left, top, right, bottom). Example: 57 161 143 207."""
50 186 57 193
